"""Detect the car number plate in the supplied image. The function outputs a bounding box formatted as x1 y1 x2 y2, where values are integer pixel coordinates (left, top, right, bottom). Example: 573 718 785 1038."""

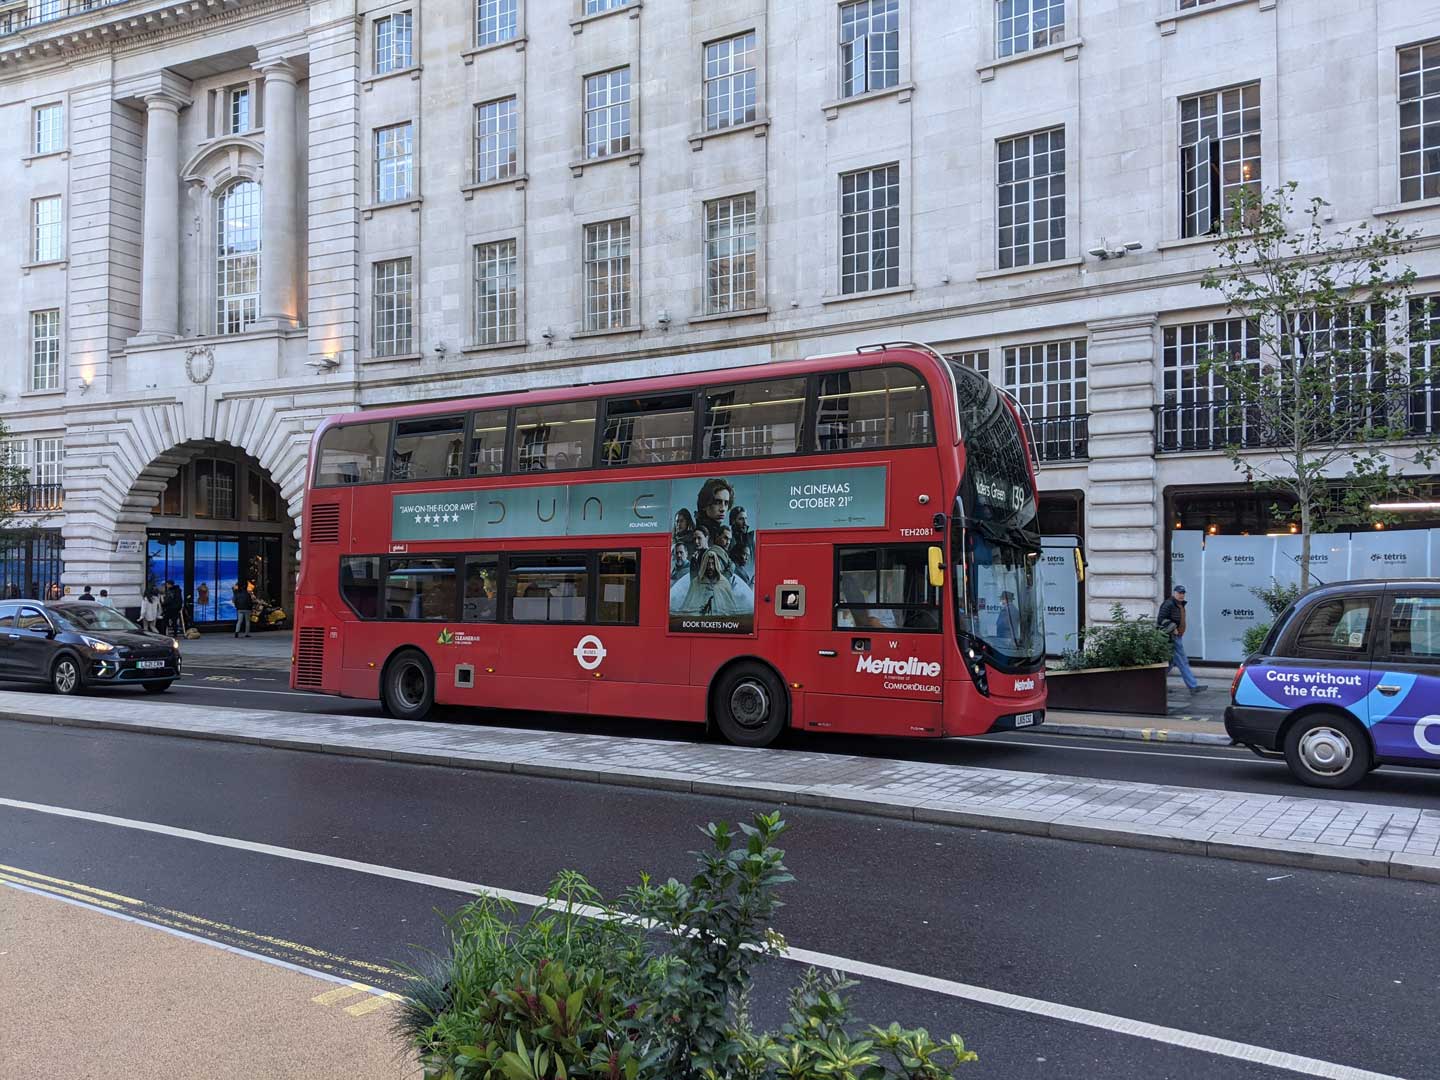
137 659 167 670
1014 712 1036 727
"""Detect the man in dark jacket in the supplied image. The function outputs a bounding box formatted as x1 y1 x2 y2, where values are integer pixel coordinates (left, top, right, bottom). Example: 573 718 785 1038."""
162 581 183 635
1157 585 1200 692
232 580 254 638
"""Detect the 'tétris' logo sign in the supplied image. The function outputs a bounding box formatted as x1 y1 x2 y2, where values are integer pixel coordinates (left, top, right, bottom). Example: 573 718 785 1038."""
1370 552 1406 563
1221 554 1257 565
1221 608 1256 619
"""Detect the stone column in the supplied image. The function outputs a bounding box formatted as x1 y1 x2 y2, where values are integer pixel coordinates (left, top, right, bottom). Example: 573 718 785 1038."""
1083 315 1162 622
256 59 300 328
133 92 188 343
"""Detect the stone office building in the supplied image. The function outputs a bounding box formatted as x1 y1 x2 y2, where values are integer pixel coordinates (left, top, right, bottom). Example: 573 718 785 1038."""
1 0 1438 644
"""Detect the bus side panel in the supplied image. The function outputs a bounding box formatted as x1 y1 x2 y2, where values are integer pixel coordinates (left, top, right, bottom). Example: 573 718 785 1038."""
589 680 707 724
802 694 942 737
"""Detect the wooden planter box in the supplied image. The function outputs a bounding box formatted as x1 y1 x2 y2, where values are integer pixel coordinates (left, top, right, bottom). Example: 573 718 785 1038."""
1045 662 1169 716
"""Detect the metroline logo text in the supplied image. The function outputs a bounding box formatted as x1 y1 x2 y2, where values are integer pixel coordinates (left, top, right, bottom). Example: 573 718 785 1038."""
856 655 941 678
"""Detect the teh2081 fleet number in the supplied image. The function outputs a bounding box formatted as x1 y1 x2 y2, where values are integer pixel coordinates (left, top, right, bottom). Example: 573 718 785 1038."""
899 528 932 537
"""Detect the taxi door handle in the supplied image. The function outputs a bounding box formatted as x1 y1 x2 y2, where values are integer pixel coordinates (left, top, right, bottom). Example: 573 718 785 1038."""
1377 684 1401 696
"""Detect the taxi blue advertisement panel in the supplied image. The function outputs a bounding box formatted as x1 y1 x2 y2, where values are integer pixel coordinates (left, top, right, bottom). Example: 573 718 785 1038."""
1235 665 1440 764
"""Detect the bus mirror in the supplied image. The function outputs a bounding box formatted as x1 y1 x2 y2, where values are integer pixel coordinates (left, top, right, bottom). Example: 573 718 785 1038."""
932 512 947 532
927 546 945 588
1074 547 1086 583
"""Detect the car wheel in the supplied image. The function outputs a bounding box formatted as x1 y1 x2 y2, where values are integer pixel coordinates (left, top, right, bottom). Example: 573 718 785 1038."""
712 662 787 748
51 655 83 696
381 650 435 721
143 681 173 694
1283 711 1370 789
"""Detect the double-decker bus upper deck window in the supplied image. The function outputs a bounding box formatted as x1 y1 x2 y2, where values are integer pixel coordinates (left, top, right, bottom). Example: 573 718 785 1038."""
512 401 598 472
506 553 588 622
392 415 466 481
601 393 695 466
468 409 508 476
340 556 380 619
815 366 932 451
597 550 640 624
316 422 388 485
703 377 807 460
384 557 457 620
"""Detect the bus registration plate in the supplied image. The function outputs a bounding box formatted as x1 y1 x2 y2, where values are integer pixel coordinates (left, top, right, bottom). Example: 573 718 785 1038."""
1014 713 1036 727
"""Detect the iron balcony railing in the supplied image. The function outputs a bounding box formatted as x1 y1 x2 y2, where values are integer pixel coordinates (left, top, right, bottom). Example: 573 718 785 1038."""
0 0 131 39
1029 413 1089 463
7 483 64 513
1153 399 1439 453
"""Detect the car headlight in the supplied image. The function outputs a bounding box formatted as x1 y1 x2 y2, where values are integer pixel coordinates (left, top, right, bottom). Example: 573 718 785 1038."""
81 636 114 652
172 638 182 652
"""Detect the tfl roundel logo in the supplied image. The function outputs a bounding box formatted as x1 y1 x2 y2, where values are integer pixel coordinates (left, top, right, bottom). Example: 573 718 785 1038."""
573 634 607 671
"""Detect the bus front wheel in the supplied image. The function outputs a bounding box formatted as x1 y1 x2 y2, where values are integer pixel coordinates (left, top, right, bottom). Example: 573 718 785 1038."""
382 650 435 721
712 662 787 748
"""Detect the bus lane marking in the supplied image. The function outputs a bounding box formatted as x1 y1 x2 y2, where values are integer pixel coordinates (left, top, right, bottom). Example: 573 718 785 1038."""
0 795 1406 1080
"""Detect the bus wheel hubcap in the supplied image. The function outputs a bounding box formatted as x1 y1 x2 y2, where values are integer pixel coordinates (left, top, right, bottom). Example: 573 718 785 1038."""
55 662 76 693
395 663 427 710
730 680 770 730
1299 727 1352 775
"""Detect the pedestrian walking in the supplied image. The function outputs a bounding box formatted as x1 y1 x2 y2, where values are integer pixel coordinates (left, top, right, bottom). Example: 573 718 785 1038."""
78 585 95 602
1157 584 1200 693
232 580 254 637
139 588 161 633
162 581 183 636
98 589 114 608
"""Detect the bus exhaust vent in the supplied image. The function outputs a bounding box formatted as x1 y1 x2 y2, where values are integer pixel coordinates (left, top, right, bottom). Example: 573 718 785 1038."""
294 627 327 688
309 503 341 544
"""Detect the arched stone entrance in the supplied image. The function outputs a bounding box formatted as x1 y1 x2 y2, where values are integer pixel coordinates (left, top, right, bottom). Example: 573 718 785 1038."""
135 441 299 628
58 393 335 618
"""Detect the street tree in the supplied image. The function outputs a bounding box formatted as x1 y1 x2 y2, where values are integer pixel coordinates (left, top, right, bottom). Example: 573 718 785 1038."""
1198 182 1438 587
0 416 34 563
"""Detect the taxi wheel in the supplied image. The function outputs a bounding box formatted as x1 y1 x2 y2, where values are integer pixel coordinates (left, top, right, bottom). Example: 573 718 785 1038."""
143 681 173 694
51 655 83 696
712 662 787 748
382 650 435 721
1282 711 1369 789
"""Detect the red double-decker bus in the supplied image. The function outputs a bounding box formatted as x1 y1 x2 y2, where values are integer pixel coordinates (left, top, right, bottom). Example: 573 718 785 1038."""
291 342 1047 746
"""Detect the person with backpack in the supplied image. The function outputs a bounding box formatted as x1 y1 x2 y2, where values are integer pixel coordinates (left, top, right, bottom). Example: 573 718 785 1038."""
162 581 183 636
1157 584 1200 693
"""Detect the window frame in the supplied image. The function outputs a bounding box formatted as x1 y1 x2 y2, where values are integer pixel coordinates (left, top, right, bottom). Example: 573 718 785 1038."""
31 194 62 264
996 126 1067 270
703 29 759 133
373 10 415 76
371 256 416 358
582 66 632 160
838 162 902 296
29 308 61 392
838 0 900 100
472 236 520 346
225 84 252 135
473 96 519 185
703 191 759 315
1284 594 1379 663
832 543 943 633
374 121 416 204
1379 590 1440 664
582 217 633 331
215 179 262 336
388 413 469 483
381 555 462 622
475 0 519 47
995 0 1066 60
32 102 64 156
1398 39 1440 205
1177 81 1261 239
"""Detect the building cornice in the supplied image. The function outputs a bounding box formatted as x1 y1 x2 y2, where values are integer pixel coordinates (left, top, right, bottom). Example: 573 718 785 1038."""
0 0 305 74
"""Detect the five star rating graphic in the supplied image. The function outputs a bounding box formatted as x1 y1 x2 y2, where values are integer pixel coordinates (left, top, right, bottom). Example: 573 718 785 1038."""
412 512 462 526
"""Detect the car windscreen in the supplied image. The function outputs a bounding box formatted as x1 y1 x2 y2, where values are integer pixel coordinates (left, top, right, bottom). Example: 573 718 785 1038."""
51 606 141 633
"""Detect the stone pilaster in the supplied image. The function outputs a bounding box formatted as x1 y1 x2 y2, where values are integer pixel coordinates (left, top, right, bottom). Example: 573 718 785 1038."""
1084 315 1161 621
255 58 301 329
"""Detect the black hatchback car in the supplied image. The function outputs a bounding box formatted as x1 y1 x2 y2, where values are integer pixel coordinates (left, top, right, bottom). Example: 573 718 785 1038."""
0 599 182 695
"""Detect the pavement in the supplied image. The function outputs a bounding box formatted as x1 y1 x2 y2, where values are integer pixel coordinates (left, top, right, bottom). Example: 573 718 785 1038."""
177 630 1242 743
4 689 1436 884
0 880 414 1080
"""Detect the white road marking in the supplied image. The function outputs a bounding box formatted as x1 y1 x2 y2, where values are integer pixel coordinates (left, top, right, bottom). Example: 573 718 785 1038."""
178 684 314 698
0 795 1405 1080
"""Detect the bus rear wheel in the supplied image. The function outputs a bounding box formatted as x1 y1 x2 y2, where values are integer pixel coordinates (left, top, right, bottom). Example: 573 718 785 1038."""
382 650 435 721
712 662 787 748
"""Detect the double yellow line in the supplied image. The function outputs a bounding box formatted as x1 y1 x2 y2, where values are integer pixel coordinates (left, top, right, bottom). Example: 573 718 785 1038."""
0 862 408 1015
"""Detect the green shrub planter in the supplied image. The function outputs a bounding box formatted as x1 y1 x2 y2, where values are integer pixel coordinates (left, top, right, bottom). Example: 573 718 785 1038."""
1045 662 1169 716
